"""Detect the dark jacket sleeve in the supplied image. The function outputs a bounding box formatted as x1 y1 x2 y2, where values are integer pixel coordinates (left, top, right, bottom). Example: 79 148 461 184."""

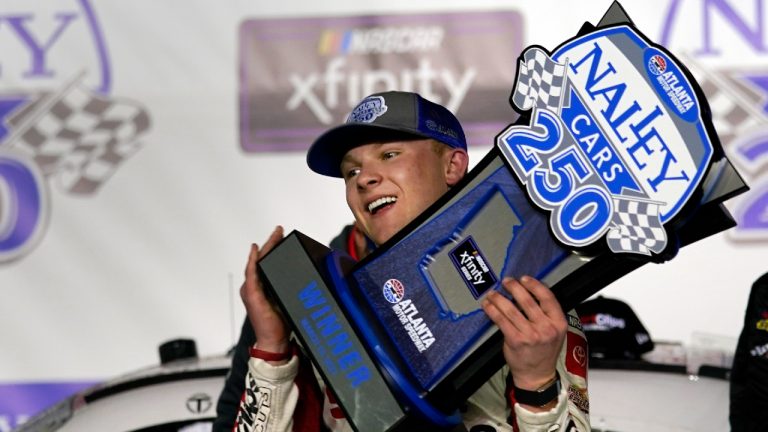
730 271 768 432
213 318 255 432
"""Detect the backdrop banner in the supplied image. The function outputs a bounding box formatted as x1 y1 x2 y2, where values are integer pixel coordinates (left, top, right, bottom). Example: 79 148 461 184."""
2 0 767 428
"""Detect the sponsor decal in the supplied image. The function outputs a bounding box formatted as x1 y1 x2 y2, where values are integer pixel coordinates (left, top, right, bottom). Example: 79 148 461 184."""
382 278 405 304
384 279 436 353
572 345 587 366
566 331 588 379
647 54 667 75
497 25 716 257
0 0 151 264
448 236 498 299
426 119 460 139
186 392 212 414
238 11 524 152
750 342 768 358
645 49 696 121
580 313 626 331
568 313 584 331
756 318 768 332
236 375 272 432
568 384 590 414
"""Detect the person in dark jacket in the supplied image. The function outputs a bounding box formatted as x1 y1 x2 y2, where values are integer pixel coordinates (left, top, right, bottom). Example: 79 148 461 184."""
730 271 768 432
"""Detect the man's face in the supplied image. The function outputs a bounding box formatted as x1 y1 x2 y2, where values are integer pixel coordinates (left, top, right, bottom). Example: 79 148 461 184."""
341 139 463 246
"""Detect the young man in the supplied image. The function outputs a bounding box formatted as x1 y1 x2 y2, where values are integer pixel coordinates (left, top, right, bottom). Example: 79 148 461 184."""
235 91 590 431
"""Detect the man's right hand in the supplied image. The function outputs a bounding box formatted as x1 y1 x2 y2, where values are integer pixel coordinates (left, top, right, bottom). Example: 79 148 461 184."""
240 226 290 360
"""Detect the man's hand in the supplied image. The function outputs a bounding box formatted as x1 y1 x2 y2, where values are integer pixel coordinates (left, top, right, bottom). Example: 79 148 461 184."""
482 276 567 405
240 226 290 359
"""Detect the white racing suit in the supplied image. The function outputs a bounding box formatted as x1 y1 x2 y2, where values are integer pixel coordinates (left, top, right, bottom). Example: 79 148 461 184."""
233 310 589 432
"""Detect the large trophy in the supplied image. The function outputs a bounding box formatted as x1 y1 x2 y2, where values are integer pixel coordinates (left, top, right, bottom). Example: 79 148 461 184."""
258 3 748 431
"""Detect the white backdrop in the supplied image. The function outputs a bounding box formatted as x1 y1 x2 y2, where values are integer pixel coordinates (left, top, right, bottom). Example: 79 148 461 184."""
0 0 766 398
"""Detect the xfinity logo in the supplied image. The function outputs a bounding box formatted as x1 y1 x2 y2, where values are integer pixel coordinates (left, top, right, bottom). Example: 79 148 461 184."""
449 236 497 299
286 57 475 124
240 11 525 152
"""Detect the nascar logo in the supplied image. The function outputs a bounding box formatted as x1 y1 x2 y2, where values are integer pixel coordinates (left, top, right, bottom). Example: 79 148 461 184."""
382 278 405 303
497 25 714 256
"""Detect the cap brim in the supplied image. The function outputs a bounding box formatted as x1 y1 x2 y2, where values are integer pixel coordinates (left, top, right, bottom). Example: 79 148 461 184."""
306 123 430 177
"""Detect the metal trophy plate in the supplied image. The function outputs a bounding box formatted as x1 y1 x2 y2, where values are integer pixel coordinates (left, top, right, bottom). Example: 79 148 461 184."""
258 3 749 431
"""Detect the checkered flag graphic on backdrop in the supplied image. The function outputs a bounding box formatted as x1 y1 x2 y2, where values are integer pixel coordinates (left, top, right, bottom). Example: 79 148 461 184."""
512 47 568 113
682 54 768 148
7 83 150 194
698 76 766 147
606 197 667 255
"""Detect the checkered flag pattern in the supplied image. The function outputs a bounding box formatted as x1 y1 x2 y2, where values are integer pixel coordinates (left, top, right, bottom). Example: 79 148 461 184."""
512 47 567 113
698 77 766 147
606 197 667 255
8 85 150 194
682 55 768 148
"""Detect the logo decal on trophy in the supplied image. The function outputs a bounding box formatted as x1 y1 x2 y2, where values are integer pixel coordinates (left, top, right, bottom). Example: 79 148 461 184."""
388 281 437 353
497 26 715 256
448 236 498 299
383 279 405 304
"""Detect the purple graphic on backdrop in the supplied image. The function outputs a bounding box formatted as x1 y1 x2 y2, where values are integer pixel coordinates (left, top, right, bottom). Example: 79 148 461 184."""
739 183 768 231
0 381 97 430
0 151 48 263
744 75 768 113
0 0 111 103
0 0 151 263
659 0 767 55
659 0 768 242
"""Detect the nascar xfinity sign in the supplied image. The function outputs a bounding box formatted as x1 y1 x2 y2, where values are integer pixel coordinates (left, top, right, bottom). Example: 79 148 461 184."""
498 25 715 256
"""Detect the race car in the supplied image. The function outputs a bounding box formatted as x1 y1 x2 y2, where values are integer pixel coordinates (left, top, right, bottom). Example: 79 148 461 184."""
18 339 730 431
16 339 228 432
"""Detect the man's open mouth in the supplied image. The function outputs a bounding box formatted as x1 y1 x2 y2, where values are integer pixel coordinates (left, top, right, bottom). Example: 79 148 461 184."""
368 196 397 215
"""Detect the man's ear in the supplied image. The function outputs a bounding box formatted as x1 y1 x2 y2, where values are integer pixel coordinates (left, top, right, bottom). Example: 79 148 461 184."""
444 149 469 187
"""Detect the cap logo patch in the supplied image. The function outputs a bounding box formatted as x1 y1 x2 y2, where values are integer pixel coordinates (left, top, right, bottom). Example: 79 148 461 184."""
348 96 388 123
425 119 459 139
